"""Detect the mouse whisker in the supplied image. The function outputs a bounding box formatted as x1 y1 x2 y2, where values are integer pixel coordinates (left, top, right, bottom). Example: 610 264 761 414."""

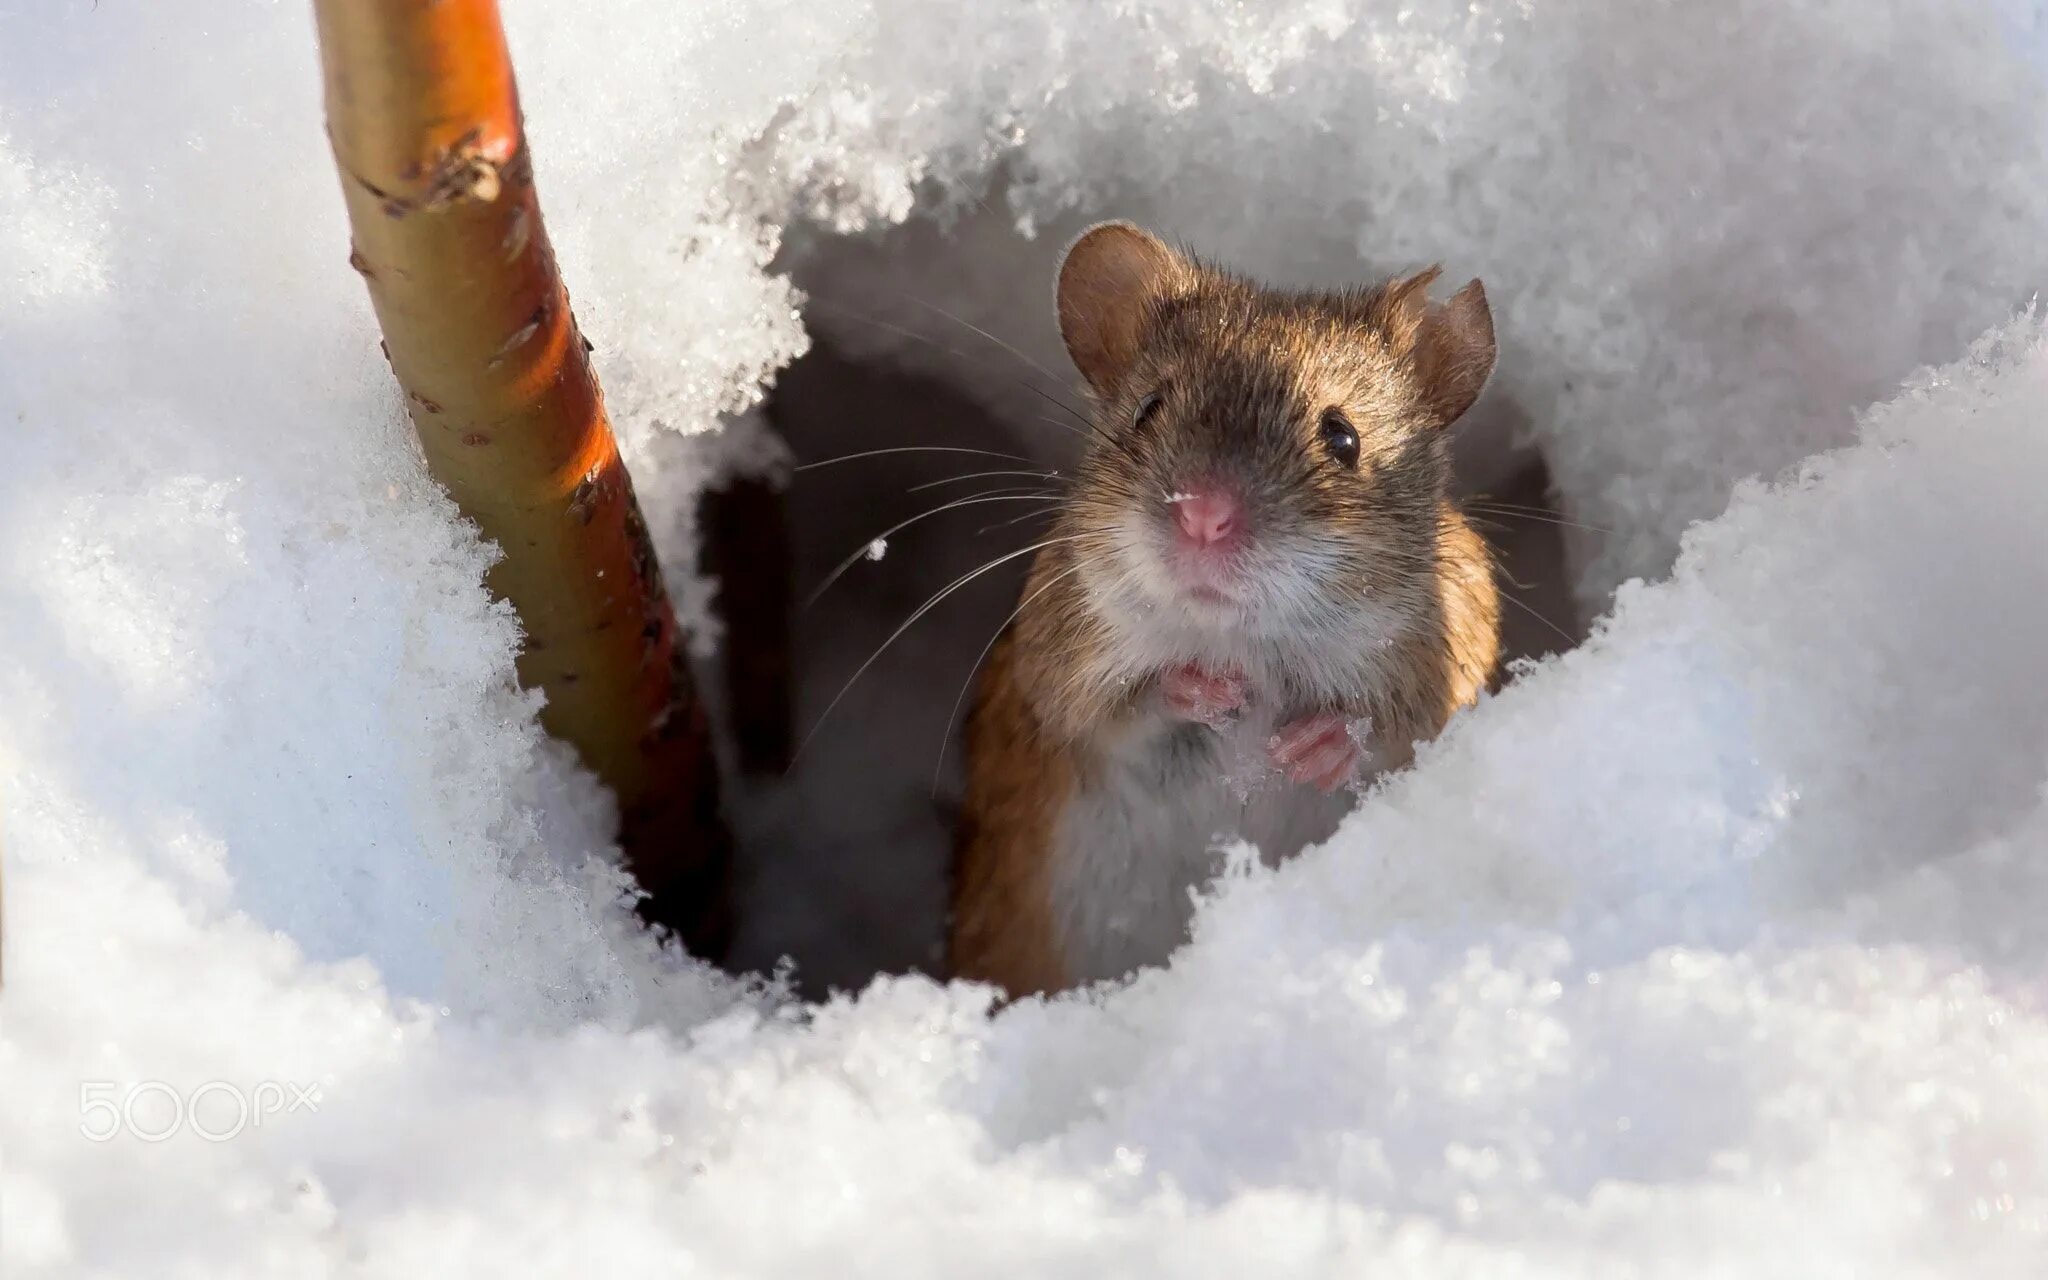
907 468 1061 493
809 297 1105 447
975 502 1062 537
809 297 1149 471
796 444 1038 471
1464 501 1617 537
903 296 1088 417
795 534 1088 762
1465 497 1574 516
1014 401 1137 471
805 490 1067 610
1467 501 1603 531
1013 384 1092 432
932 559 1089 795
1493 562 1539 591
1494 585 1579 650
1026 412 1091 442
1020 393 1138 468
898 296 1151 468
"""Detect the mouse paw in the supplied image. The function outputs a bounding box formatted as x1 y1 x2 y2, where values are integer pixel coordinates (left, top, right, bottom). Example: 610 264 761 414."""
1269 713 1366 793
1161 662 1245 727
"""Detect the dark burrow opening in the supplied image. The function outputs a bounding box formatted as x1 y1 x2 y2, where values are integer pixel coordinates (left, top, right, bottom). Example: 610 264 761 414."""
713 232 1586 998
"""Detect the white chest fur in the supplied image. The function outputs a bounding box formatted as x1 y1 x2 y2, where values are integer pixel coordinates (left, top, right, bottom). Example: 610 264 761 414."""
1046 702 1357 985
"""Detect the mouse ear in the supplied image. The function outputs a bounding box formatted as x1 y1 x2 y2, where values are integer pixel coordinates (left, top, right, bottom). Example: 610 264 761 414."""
1388 270 1496 428
1055 222 1188 392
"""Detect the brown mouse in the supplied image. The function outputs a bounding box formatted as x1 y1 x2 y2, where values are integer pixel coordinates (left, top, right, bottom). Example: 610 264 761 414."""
946 222 1502 998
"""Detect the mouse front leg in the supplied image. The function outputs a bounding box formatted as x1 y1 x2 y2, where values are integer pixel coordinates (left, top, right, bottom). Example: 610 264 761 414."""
1159 661 1245 728
1268 712 1368 793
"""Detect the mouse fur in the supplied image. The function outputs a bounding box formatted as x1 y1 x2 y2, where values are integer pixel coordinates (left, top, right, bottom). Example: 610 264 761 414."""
948 222 1501 997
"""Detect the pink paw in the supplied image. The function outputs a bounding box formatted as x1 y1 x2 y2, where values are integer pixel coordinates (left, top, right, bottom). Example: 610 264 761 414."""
1268 712 1365 793
1161 662 1246 727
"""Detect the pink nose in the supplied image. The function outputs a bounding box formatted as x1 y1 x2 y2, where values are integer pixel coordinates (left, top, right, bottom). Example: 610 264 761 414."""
1171 488 1239 548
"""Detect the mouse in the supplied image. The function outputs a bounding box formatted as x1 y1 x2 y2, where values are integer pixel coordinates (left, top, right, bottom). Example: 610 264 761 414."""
946 221 1502 998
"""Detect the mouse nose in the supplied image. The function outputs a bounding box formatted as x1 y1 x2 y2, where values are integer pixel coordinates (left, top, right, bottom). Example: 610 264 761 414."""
1170 487 1240 549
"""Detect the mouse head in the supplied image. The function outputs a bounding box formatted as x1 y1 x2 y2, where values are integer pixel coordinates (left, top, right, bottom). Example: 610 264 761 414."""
1052 221 1496 658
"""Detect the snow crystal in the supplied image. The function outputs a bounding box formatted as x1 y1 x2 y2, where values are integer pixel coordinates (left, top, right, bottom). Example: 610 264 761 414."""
1220 731 1283 805
6 0 2048 1275
864 536 889 562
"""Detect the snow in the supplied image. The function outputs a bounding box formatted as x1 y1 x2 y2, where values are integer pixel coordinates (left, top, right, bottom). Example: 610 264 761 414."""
5 0 2048 1274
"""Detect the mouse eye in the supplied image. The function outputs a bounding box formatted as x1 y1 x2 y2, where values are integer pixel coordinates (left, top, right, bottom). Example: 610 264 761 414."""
1319 408 1360 469
1133 391 1164 431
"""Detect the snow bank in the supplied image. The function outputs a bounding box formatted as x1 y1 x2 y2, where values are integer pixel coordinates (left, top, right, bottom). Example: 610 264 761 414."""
767 0 2048 599
5 0 2048 1274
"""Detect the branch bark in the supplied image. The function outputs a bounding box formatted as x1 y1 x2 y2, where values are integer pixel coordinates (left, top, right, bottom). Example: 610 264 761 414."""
314 0 731 956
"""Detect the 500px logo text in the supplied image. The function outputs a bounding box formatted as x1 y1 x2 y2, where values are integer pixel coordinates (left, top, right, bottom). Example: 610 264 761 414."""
80 1080 322 1142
